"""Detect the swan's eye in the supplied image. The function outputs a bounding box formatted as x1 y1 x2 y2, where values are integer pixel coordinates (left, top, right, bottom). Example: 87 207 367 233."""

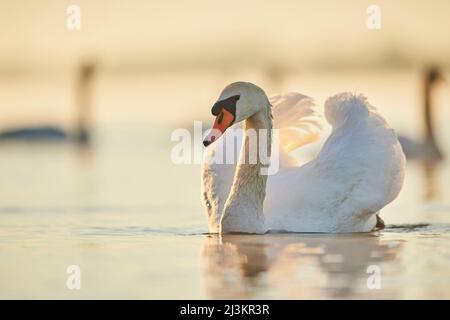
217 112 224 125
211 94 240 116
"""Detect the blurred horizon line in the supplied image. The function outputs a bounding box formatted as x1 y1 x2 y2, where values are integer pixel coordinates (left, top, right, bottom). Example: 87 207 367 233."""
0 44 449 76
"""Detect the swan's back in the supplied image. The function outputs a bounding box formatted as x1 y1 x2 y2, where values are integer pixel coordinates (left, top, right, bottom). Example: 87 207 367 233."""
266 93 406 232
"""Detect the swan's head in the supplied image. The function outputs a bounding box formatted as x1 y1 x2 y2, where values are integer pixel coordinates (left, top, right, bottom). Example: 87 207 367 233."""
203 82 269 147
426 67 445 85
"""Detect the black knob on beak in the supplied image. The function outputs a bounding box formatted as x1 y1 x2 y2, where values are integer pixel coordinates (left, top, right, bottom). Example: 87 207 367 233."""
203 140 211 147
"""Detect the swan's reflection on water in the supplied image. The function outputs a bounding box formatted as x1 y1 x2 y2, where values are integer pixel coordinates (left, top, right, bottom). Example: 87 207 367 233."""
202 233 403 299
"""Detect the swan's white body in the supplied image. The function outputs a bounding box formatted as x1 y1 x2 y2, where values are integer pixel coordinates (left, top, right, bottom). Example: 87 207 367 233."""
202 83 406 233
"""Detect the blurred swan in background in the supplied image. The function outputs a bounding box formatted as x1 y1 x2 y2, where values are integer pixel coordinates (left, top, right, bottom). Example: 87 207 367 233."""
202 82 405 234
398 67 445 162
0 62 96 144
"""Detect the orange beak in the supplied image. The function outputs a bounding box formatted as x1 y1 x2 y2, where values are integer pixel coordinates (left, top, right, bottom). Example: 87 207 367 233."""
203 108 235 147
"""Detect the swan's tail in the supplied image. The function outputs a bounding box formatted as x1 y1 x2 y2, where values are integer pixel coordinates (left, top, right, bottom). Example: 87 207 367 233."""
324 92 384 127
270 93 322 153
320 92 406 223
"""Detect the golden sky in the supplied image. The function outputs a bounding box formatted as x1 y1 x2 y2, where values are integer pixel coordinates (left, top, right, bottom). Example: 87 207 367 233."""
0 0 449 72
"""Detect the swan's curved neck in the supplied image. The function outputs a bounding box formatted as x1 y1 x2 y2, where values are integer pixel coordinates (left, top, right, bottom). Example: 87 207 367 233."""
220 105 272 234
424 77 435 143
423 75 443 159
75 65 94 145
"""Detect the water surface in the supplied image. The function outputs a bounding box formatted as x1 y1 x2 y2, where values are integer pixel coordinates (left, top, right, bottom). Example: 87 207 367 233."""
0 71 449 299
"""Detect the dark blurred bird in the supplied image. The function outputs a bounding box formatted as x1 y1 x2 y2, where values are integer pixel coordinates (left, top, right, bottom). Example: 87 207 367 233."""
398 67 445 162
0 62 96 145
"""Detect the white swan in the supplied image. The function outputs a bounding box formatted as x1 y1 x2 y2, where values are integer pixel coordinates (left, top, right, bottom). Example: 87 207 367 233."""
202 82 406 234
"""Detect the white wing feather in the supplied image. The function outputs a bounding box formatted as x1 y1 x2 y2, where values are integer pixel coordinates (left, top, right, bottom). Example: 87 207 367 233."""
265 93 406 232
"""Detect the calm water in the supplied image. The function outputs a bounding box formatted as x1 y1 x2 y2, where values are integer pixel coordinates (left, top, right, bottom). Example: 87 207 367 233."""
0 71 449 299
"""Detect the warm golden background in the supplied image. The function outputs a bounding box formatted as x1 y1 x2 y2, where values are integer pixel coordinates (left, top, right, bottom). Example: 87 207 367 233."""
0 0 449 299
0 0 449 127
